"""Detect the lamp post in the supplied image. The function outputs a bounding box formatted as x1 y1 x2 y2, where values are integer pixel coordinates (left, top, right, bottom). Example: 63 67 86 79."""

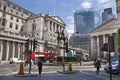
56 30 68 72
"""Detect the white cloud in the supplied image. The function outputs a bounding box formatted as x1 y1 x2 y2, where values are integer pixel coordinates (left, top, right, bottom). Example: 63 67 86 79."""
67 16 74 23
67 24 74 33
81 2 92 9
97 0 109 3
66 16 74 33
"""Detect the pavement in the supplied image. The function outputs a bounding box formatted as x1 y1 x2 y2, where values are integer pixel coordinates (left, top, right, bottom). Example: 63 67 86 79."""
0 61 120 80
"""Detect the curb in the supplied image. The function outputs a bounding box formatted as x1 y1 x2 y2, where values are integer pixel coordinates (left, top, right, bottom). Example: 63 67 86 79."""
14 73 37 77
57 70 79 74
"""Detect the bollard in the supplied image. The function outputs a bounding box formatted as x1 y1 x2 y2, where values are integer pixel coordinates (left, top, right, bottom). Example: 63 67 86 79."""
68 62 72 71
18 62 24 75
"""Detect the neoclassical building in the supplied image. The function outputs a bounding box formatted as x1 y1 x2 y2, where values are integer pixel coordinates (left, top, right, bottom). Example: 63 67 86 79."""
0 0 67 64
24 13 67 57
90 0 120 58
0 0 36 64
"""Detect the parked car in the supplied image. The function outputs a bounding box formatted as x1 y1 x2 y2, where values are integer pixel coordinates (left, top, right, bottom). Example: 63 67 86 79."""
9 58 23 64
104 57 120 74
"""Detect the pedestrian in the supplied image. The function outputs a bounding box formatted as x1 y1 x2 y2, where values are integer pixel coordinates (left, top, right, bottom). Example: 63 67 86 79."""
37 58 43 77
95 59 101 75
24 59 28 67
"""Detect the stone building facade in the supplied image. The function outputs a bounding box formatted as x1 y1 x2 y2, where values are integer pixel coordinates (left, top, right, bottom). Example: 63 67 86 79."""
90 0 120 59
0 0 66 64
24 14 66 57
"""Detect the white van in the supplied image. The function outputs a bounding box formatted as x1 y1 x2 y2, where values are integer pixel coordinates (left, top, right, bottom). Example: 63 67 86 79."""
9 58 22 64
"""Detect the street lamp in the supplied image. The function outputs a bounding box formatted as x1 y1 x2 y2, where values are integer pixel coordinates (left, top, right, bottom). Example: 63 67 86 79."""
56 30 68 72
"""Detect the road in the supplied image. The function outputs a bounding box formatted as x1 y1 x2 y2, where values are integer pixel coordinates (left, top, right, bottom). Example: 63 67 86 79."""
0 62 120 80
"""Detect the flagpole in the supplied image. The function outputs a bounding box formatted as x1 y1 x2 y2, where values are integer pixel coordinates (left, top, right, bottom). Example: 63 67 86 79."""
54 0 56 16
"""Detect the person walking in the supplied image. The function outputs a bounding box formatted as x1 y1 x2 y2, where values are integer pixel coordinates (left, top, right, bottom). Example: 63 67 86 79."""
95 59 101 75
37 58 43 77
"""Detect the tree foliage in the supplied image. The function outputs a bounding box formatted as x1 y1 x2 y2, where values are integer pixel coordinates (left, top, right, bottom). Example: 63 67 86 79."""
116 28 120 45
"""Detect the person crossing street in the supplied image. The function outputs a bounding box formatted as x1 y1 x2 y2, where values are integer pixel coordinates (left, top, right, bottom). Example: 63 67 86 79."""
37 58 43 77
95 59 101 75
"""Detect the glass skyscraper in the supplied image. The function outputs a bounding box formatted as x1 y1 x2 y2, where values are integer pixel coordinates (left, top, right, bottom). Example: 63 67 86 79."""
102 8 115 22
74 9 95 34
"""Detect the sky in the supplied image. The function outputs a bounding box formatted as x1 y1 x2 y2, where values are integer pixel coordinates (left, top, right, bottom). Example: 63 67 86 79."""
12 0 116 34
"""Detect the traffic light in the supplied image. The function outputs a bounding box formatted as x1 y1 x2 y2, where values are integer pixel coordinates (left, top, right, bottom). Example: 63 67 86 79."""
108 36 115 52
66 42 68 53
25 39 30 51
33 39 38 51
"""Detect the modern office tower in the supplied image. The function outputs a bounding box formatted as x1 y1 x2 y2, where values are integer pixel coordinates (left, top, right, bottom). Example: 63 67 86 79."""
74 9 95 34
102 8 115 22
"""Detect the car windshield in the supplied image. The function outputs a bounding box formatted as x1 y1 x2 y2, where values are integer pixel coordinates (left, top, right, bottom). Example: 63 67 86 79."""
111 58 119 64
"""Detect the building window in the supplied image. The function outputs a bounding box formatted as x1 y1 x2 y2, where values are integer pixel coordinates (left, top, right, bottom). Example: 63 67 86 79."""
15 24 18 30
16 12 19 15
3 6 6 11
20 26 23 31
22 20 24 23
16 18 19 22
10 16 13 20
10 9 13 13
1 18 6 27
9 23 13 28
13 6 15 9
2 13 6 17
32 23 36 31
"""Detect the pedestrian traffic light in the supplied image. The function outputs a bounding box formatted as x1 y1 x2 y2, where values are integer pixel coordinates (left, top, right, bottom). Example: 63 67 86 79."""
66 42 68 53
33 39 38 51
25 39 30 51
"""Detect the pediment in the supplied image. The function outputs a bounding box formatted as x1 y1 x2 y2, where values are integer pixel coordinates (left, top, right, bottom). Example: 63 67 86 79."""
90 18 119 33
51 16 66 25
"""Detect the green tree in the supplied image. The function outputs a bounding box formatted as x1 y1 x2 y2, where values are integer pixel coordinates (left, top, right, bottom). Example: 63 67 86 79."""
116 28 120 45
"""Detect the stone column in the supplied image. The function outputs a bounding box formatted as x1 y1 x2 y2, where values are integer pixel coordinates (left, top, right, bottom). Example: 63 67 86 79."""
12 42 15 58
91 36 94 57
0 40 3 63
97 36 100 58
22 43 25 60
58 26 60 32
103 35 106 43
52 22 54 32
17 43 20 59
55 23 57 32
47 20 50 31
6 41 9 61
